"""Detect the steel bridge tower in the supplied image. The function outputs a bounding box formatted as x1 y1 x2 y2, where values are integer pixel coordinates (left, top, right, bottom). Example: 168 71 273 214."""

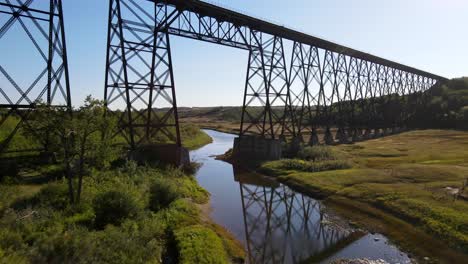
0 0 71 155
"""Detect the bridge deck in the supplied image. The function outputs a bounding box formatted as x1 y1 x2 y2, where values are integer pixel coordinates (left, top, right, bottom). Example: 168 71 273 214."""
159 0 445 80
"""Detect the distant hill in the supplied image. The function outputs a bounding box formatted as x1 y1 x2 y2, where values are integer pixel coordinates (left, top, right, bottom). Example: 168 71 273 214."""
157 77 468 129
177 106 243 122
162 106 285 123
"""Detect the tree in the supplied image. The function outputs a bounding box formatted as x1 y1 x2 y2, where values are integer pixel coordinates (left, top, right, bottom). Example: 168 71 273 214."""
73 96 115 202
26 104 76 202
25 96 115 203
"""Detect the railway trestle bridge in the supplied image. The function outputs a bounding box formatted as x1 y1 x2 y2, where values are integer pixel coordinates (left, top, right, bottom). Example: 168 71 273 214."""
0 0 447 163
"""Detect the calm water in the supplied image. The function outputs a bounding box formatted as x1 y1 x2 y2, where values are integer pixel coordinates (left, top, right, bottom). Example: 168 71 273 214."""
191 130 412 264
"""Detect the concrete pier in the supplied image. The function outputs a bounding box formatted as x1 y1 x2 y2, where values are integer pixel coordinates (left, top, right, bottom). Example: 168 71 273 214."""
324 128 334 145
129 144 190 167
335 128 349 144
309 129 319 146
232 136 282 161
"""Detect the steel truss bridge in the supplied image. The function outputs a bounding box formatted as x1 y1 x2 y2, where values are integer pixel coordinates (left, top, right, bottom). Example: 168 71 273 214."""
0 0 447 155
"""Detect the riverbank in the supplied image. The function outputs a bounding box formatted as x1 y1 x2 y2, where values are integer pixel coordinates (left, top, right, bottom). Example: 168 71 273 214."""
249 130 468 262
181 124 214 150
0 163 244 263
0 127 247 263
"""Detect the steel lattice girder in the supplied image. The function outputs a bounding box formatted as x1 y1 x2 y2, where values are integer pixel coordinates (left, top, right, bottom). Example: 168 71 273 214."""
0 0 71 154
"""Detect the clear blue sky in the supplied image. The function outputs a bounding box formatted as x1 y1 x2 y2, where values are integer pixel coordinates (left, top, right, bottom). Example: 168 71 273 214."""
2 0 467 107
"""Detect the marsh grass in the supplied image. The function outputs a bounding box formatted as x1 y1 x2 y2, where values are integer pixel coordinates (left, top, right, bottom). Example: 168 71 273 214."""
270 130 468 255
298 145 337 161
261 145 351 176
261 159 351 176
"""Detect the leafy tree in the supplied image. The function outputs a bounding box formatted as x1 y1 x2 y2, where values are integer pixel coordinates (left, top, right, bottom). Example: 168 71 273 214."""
26 104 76 202
25 96 115 203
73 96 115 202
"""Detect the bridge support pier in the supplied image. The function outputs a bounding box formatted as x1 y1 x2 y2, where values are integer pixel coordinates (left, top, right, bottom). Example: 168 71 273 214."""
232 136 282 161
362 129 372 140
129 144 190 167
309 128 320 146
336 128 349 144
324 127 334 145
350 128 360 142
384 128 390 136
375 128 384 138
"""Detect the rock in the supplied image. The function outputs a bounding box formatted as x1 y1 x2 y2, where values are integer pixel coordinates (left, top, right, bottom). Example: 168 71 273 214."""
374 237 380 242
424 257 430 261
444 186 460 196
331 258 390 264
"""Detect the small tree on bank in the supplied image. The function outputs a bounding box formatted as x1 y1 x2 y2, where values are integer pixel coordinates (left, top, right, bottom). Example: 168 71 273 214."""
26 96 115 203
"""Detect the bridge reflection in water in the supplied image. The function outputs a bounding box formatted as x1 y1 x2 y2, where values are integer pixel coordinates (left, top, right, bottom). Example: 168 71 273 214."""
192 130 410 264
234 169 363 263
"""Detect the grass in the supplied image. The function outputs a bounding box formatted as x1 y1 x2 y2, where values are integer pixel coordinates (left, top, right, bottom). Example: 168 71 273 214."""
260 144 351 178
175 225 229 264
260 159 351 176
180 124 213 150
0 163 244 263
259 130 468 260
0 116 41 156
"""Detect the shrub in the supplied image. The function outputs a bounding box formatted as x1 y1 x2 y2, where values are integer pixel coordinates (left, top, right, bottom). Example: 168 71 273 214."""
77 224 163 264
175 225 228 264
298 146 336 161
0 228 25 252
93 191 140 229
0 248 28 264
0 161 18 180
149 179 180 212
28 184 70 210
160 199 200 230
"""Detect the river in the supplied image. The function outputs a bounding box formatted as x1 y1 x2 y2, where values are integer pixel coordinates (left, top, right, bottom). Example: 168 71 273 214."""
191 129 412 264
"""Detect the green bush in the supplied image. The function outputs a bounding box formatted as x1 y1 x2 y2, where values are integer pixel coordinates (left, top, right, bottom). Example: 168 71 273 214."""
30 183 70 210
0 161 18 180
0 228 25 251
149 179 181 212
93 191 140 229
298 146 336 161
159 199 200 230
175 225 228 264
0 248 28 264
